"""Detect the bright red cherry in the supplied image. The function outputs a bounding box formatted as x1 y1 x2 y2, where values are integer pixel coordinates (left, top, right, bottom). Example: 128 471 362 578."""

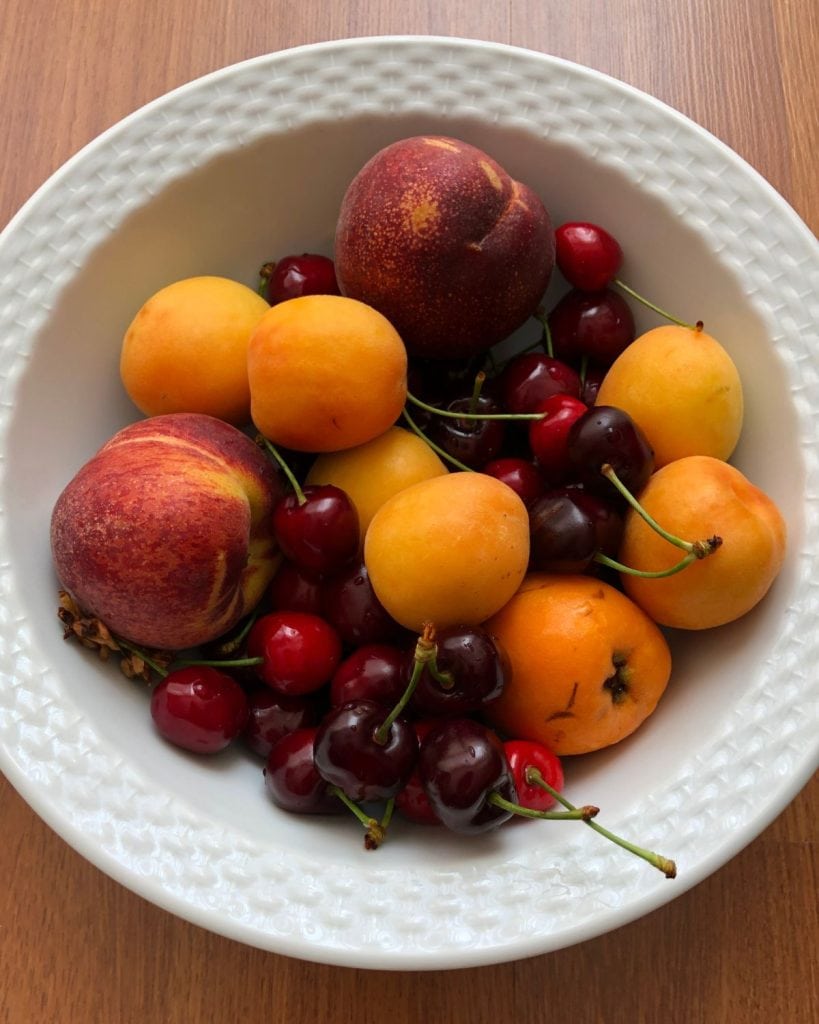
264 253 341 305
555 222 623 291
273 484 360 575
482 457 547 506
150 666 249 754
498 352 581 414
503 739 564 813
247 611 342 695
528 393 588 479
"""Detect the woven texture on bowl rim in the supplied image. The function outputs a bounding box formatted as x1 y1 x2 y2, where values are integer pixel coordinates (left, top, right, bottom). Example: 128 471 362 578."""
0 37 817 969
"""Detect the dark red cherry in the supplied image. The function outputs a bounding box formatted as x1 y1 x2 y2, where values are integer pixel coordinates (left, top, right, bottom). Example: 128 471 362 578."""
329 644 405 707
404 625 507 717
499 352 581 414
428 393 505 468
150 667 249 754
313 700 418 802
242 685 323 759
264 253 341 305
418 718 517 835
503 739 564 813
527 393 588 480
548 288 635 365
528 491 597 573
566 485 625 558
263 727 344 814
395 721 442 826
268 560 325 615
481 457 546 506
566 405 654 498
273 484 359 575
580 363 607 406
321 560 406 647
247 611 342 695
555 222 623 291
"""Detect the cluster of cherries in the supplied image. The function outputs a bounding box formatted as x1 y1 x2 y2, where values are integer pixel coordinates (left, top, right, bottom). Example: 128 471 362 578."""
148 221 683 874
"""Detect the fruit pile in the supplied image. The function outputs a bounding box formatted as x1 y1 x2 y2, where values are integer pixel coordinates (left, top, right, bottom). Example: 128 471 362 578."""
51 135 787 877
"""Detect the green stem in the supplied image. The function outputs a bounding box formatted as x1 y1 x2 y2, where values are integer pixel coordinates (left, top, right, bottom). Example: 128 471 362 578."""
171 655 265 671
534 307 554 357
488 791 598 821
328 785 386 849
601 464 692 551
401 407 474 473
593 550 698 579
374 625 441 744
260 437 306 504
116 638 170 678
406 390 544 422
469 371 486 414
526 768 676 878
613 278 697 331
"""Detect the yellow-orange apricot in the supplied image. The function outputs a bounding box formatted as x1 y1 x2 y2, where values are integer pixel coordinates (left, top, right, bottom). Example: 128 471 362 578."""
363 472 529 631
306 426 448 535
596 325 744 466
247 294 407 452
120 276 269 425
485 574 672 755
617 455 787 629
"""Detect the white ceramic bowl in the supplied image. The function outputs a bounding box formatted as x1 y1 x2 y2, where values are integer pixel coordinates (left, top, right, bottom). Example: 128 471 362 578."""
0 37 817 970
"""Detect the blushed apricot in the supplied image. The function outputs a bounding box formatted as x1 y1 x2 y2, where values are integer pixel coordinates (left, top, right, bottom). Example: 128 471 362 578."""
120 276 269 425
247 294 407 452
485 574 672 755
595 325 744 466
363 472 529 631
305 426 448 535
617 455 787 629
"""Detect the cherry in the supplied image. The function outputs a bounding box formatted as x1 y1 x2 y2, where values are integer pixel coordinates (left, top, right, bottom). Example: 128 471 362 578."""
395 721 442 826
402 625 507 717
482 456 547 506
527 393 588 479
417 718 518 835
313 699 418 802
567 485 625 559
548 288 635 366
503 739 564 814
247 611 342 695
566 405 654 499
555 222 624 291
263 727 344 814
242 685 323 759
273 484 359 575
498 352 581 414
268 560 325 615
428 392 505 468
150 666 249 754
528 490 598 574
329 644 405 707
580 363 607 406
321 560 406 647
261 253 341 305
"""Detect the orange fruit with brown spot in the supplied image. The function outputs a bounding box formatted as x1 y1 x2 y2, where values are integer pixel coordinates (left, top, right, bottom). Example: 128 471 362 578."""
485 574 672 755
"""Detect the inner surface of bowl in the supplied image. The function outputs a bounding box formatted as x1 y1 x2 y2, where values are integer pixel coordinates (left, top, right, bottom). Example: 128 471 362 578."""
0 37 816 969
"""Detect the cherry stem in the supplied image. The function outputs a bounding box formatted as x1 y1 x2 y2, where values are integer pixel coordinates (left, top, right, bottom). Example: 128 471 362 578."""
328 785 386 849
601 463 722 559
373 624 439 744
116 638 170 678
534 307 554 357
488 791 598 821
613 278 698 332
525 767 677 878
593 550 699 579
172 655 265 671
401 406 474 473
406 390 544 422
257 261 275 297
469 371 486 414
260 436 306 504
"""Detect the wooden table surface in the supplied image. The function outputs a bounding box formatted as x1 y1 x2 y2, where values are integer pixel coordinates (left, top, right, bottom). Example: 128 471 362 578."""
1 2 817 1021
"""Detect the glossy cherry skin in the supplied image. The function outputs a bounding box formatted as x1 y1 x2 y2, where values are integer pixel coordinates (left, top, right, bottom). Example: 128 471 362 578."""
313 699 418 802
548 288 635 366
481 457 546 506
566 485 625 559
503 739 564 813
242 685 324 759
580 363 607 406
555 222 624 291
265 253 341 305
404 625 507 717
566 405 655 499
150 667 249 754
263 727 344 814
499 352 581 414
268 560 325 615
273 485 360 575
418 719 517 835
527 393 588 480
321 560 406 648
329 644 405 707
528 490 597 574
428 393 505 468
395 721 442 826
247 611 342 695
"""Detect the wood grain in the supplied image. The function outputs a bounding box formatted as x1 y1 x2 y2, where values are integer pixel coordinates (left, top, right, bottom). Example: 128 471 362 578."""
1 2 816 1022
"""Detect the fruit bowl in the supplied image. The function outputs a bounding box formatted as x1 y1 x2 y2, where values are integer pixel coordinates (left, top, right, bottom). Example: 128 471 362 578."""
0 36 817 969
